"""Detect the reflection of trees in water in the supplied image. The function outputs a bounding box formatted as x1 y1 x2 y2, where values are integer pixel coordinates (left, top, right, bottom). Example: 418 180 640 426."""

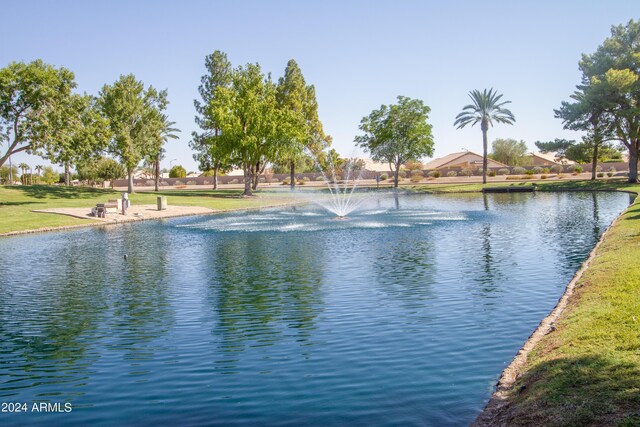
105 225 173 362
206 234 324 359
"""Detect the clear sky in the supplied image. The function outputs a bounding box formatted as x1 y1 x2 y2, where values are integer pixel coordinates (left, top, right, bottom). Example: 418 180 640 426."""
2 0 639 172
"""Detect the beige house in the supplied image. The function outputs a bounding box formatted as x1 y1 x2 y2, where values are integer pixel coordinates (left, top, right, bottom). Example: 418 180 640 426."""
423 151 508 170
526 152 575 166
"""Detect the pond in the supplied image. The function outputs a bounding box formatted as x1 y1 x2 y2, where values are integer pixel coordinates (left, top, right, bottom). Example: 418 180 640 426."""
0 191 633 426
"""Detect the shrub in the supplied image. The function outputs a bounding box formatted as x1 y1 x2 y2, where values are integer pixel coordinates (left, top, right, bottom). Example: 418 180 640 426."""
315 176 325 181
568 165 583 173
525 169 535 176
229 178 239 184
427 170 440 178
497 168 510 175
540 174 548 179
411 170 424 177
297 180 306 185
203 180 211 185
380 173 388 180
259 177 266 183
145 180 155 186
460 168 473 177
446 171 458 177
476 168 484 176
169 165 187 178
398 170 407 178
597 172 604 178
506 176 521 180
281 178 291 185
187 180 197 185
595 165 603 172
542 167 550 174
550 165 564 173
160 181 169 186
512 167 526 175
532 166 543 174
488 170 497 177
521 175 533 179
607 166 616 177
404 160 423 171
174 180 183 185
410 174 423 183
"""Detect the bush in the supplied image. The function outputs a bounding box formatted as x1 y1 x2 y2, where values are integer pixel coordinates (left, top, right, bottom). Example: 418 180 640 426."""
551 165 564 173
174 180 183 185
160 181 169 186
410 174 423 183
488 170 497 177
595 165 603 172
302 176 310 182
521 175 533 179
532 166 543 174
460 168 473 177
542 167 550 174
597 172 605 178
404 161 423 171
297 180 306 185
380 173 388 180
169 165 187 178
568 165 583 173
512 167 526 175
187 180 197 185
411 170 424 177
259 177 266 183
398 170 407 178
476 168 485 176
203 180 211 185
446 171 458 177
497 168 510 175
315 176 325 181
540 174 548 179
281 178 290 185
229 179 239 184
607 166 616 177
427 170 441 178
525 169 535 176
506 176 521 180
145 179 155 186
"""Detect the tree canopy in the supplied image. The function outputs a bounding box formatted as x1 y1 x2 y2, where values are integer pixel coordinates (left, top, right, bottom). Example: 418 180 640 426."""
489 138 528 166
0 60 77 168
355 96 434 187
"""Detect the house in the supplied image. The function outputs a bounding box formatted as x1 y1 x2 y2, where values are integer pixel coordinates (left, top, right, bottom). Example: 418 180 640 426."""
423 151 508 170
360 158 392 173
526 152 575 166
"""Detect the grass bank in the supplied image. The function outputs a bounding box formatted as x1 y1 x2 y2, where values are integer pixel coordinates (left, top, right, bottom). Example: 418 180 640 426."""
0 185 298 235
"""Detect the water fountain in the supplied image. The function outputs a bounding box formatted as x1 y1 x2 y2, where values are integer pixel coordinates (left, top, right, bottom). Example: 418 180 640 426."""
311 155 370 218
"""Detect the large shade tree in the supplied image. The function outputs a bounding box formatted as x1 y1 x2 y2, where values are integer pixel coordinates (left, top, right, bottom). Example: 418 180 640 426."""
276 59 326 190
0 60 76 168
98 74 167 193
454 88 515 184
567 20 640 182
191 50 234 189
355 96 434 188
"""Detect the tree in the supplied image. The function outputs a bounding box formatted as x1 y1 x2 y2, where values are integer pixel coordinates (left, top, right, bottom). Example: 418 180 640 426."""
0 165 18 184
276 59 325 190
34 165 43 184
454 88 515 183
0 60 76 169
490 138 528 166
169 165 186 178
18 162 29 185
98 74 168 193
209 63 284 196
191 50 234 190
148 114 180 191
355 96 434 187
41 166 59 184
37 93 110 185
569 20 640 182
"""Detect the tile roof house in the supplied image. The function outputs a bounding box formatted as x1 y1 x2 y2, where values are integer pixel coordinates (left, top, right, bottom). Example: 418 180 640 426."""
527 152 575 166
423 151 508 170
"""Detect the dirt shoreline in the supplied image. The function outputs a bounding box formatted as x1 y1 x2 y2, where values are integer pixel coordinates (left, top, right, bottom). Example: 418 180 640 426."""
471 194 636 426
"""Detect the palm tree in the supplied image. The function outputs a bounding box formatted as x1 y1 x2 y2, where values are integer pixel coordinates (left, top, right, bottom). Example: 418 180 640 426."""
454 88 515 184
18 162 29 185
35 165 43 184
153 114 180 191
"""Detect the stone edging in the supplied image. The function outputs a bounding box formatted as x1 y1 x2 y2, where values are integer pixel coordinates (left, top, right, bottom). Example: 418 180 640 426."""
471 191 638 426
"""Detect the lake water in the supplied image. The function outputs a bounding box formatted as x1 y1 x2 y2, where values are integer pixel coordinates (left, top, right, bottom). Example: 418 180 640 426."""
0 192 632 426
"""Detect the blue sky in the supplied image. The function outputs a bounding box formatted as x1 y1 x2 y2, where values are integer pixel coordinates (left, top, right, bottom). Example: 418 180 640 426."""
2 0 639 172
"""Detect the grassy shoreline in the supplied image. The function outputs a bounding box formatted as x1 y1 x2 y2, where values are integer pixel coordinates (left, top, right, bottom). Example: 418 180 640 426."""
2 181 640 424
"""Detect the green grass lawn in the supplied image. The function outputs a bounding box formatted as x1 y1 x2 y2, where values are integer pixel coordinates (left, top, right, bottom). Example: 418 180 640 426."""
0 185 298 234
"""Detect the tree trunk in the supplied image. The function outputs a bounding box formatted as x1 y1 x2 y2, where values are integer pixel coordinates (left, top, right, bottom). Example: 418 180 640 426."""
591 142 599 180
290 160 295 191
243 164 252 196
213 163 218 190
252 161 260 190
629 144 639 183
482 128 488 185
64 161 71 186
154 158 160 191
127 170 135 194
393 165 399 188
